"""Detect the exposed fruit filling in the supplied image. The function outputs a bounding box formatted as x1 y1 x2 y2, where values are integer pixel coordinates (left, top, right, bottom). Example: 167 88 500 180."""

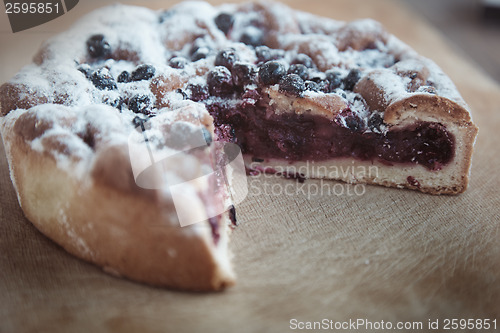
208 96 455 171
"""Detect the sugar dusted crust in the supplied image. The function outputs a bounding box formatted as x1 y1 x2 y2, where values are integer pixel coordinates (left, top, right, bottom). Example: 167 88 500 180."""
0 1 478 290
0 106 235 291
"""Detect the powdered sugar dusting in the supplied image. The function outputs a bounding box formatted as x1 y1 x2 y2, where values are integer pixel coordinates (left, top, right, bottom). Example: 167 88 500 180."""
1 1 472 190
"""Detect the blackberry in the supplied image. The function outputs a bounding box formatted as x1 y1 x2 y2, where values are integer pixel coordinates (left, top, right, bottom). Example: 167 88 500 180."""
287 64 309 81
258 61 286 85
207 66 234 96
307 76 328 91
309 75 324 83
304 80 320 92
215 49 239 70
292 53 314 68
189 39 205 55
128 95 153 115
337 110 364 132
255 46 272 63
326 70 342 91
102 96 123 110
319 81 331 93
187 84 209 101
77 64 91 78
231 63 257 87
189 39 212 61
90 68 117 90
255 46 284 63
279 74 306 97
241 88 260 101
117 71 131 83
345 115 363 132
343 68 361 90
168 56 188 69
214 13 234 34
240 27 264 47
368 113 384 133
86 34 111 59
131 64 156 81
191 47 210 61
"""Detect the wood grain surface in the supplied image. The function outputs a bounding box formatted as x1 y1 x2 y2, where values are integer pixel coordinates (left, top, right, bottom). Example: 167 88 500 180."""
1 1 500 332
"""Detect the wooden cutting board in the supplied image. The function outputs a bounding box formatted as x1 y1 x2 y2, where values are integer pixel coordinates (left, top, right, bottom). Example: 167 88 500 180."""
1 1 500 332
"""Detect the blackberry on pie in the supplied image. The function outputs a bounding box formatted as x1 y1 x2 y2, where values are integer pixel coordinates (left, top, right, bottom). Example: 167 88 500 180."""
0 1 478 291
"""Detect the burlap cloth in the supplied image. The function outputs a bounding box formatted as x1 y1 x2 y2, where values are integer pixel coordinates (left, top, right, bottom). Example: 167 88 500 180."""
1 1 499 332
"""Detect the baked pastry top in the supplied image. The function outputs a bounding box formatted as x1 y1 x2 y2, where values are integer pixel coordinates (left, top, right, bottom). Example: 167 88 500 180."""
0 1 478 290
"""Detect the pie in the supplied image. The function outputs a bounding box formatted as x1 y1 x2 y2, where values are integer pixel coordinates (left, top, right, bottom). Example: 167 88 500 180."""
0 1 478 290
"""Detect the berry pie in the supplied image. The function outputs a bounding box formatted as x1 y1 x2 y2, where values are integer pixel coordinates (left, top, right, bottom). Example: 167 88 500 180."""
0 1 478 290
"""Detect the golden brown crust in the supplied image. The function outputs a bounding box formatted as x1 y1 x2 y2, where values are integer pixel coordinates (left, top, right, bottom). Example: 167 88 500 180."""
353 72 389 111
0 83 48 117
265 87 348 119
335 20 389 52
2 117 235 291
385 94 473 126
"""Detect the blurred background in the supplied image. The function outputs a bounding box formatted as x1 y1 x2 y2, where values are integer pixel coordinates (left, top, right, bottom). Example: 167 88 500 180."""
0 0 499 83
402 0 500 83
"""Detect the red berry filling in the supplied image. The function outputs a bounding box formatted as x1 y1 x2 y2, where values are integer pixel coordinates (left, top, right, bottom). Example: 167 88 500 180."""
208 95 455 170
